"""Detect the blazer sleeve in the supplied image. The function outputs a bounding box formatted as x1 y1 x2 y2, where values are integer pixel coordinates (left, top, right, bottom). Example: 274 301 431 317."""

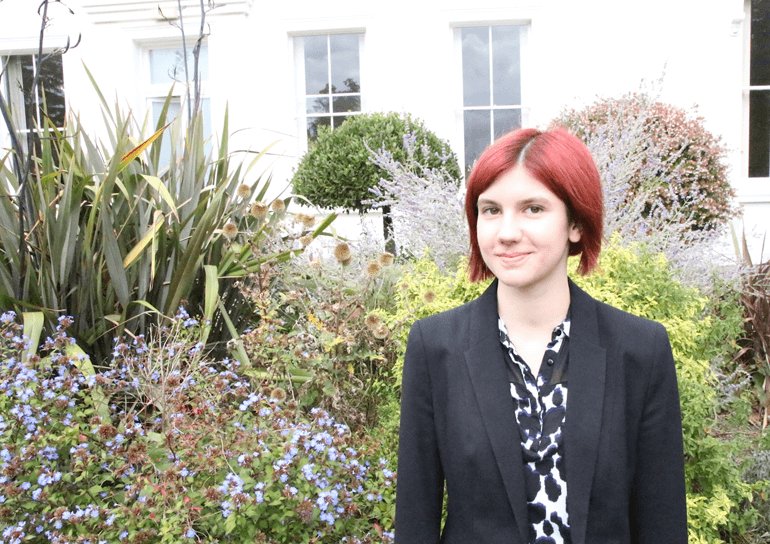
395 320 444 544
630 325 688 544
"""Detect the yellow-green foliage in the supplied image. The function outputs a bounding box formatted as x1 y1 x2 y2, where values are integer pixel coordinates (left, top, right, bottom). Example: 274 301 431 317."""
381 258 489 383
387 244 755 544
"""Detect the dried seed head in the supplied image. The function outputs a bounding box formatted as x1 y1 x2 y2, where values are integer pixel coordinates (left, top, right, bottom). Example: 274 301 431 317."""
423 291 437 304
294 213 315 228
339 257 352 267
271 199 286 213
299 234 314 247
270 387 287 402
365 313 382 330
379 252 394 266
365 260 382 277
333 242 352 263
250 201 269 219
237 184 251 199
222 221 238 240
373 323 390 340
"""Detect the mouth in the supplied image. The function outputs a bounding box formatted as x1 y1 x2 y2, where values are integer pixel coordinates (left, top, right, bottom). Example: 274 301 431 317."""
497 252 529 258
496 252 530 263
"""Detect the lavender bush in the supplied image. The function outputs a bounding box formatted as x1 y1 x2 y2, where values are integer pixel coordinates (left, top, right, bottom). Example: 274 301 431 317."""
366 135 467 270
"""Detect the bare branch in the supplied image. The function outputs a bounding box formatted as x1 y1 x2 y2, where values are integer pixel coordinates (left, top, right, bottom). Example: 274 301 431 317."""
177 0 192 124
157 6 181 31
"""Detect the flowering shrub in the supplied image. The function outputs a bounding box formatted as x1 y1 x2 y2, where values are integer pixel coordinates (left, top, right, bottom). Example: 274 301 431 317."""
0 312 395 543
366 137 468 270
555 93 737 232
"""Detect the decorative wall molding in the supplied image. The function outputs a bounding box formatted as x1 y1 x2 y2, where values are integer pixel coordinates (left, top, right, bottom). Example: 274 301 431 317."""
80 1 253 25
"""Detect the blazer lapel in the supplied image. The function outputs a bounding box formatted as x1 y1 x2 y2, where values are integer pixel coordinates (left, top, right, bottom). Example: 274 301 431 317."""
565 280 607 544
464 280 530 543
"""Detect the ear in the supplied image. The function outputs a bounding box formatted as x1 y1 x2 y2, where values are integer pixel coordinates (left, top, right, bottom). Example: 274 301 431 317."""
568 222 582 244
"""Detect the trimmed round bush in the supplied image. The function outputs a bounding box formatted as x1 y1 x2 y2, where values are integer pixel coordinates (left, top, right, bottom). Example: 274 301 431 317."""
554 94 736 230
291 112 461 213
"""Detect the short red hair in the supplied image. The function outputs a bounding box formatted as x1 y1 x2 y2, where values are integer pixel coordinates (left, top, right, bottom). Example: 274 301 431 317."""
465 127 603 281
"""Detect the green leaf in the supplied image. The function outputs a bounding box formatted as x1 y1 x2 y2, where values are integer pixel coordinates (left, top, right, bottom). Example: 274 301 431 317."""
142 175 179 219
21 312 44 363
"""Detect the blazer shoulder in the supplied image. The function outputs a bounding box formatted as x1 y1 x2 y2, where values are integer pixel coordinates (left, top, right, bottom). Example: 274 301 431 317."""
595 299 666 333
411 283 496 347
412 296 476 338
585 296 671 359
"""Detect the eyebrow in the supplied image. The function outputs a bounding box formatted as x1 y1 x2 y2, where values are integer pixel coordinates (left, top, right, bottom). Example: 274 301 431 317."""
477 196 549 207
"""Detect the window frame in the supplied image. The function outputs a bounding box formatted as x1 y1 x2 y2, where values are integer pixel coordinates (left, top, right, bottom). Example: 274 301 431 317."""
743 0 770 183
453 22 530 177
1 51 66 154
292 31 365 155
138 40 212 170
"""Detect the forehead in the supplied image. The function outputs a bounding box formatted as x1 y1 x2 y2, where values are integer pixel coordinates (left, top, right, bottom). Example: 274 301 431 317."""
478 165 561 202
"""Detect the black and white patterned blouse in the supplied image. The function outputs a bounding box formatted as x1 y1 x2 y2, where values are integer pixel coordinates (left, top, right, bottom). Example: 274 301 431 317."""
498 316 571 544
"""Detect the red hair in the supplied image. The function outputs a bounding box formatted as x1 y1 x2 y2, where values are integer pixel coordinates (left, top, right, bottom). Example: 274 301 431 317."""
465 127 603 281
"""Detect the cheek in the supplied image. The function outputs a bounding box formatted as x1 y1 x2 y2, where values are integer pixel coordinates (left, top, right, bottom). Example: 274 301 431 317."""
476 222 494 250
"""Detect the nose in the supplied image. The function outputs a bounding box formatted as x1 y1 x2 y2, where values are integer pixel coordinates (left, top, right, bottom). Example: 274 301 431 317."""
498 211 522 243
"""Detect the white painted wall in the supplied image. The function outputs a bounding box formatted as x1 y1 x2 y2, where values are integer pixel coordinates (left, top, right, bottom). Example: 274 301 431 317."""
1 0 765 258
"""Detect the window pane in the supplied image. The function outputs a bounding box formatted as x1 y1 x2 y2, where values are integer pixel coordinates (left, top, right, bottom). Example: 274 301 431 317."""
150 46 209 85
332 95 360 113
751 0 770 86
307 97 329 114
38 52 65 127
304 35 329 95
749 90 770 178
19 55 36 126
493 109 521 139
492 26 521 106
332 114 353 129
464 109 491 176
307 116 331 143
462 27 490 107
330 34 360 94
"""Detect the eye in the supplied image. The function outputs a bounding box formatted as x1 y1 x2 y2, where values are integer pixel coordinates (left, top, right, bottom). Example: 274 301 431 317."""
525 205 544 214
480 205 500 216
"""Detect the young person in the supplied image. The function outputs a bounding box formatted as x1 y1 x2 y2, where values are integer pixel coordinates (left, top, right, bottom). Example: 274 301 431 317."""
395 128 687 544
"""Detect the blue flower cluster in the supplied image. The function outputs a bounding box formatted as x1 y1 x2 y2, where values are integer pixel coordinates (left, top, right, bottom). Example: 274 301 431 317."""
0 311 396 543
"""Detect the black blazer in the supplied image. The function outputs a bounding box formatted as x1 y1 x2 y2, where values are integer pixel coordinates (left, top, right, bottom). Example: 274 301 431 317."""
395 279 687 544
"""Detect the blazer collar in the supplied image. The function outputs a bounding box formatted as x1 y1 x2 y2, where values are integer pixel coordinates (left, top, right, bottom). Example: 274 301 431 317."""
464 279 529 543
564 279 607 544
463 279 607 544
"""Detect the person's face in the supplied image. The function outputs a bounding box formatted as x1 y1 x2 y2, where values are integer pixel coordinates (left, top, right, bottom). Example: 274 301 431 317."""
476 165 581 295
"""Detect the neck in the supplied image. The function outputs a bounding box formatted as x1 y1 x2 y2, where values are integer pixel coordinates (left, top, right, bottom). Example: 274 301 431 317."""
496 277 571 332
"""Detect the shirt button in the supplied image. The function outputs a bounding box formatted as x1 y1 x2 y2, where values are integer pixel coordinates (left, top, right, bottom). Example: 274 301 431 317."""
547 358 555 366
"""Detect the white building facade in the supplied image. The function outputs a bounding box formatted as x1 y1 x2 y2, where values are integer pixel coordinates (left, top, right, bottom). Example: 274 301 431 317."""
0 0 766 259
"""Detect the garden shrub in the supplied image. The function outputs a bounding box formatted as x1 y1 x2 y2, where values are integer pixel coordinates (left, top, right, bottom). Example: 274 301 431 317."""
291 112 460 214
0 312 395 543
236 251 404 433
554 93 736 232
366 138 467 270
384 244 758 544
